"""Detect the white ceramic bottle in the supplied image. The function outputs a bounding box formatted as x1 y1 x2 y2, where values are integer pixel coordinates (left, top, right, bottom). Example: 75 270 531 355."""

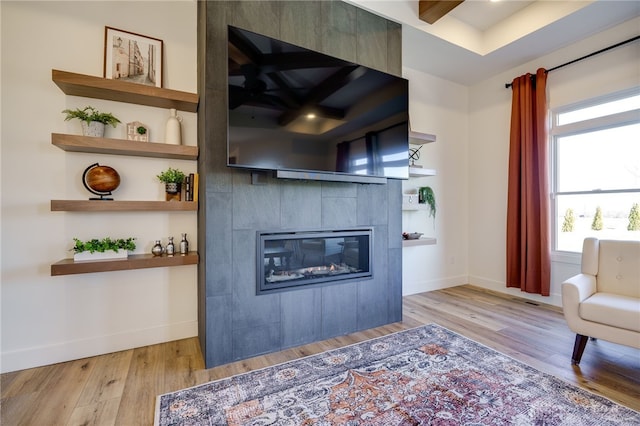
165 108 182 145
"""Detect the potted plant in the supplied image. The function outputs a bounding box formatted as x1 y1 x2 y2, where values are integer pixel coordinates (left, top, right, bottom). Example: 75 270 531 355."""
157 167 186 201
62 106 121 137
71 236 136 262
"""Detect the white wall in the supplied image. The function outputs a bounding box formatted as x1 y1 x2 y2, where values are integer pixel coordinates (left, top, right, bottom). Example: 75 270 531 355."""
1 1 198 373
401 67 470 295
2 2 638 373
467 17 640 307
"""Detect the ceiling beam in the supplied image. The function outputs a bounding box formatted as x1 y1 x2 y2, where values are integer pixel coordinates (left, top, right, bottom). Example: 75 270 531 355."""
418 0 464 24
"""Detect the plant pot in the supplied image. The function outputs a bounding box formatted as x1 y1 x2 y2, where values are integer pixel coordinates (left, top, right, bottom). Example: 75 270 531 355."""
81 121 106 137
165 182 181 201
73 249 128 262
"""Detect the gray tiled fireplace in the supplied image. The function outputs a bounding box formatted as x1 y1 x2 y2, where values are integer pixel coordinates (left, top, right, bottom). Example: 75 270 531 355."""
197 0 403 368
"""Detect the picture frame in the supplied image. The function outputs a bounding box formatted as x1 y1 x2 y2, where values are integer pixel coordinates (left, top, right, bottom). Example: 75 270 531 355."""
104 26 163 88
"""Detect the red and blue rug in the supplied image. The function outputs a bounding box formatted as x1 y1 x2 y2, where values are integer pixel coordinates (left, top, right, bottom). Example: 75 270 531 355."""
155 324 639 425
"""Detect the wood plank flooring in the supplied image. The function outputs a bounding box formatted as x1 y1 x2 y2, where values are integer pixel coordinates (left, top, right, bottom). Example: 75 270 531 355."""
2 285 639 425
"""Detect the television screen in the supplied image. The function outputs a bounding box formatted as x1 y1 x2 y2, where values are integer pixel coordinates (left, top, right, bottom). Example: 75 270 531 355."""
227 26 409 181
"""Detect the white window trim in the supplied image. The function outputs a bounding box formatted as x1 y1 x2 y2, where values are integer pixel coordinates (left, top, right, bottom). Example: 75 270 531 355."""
549 87 640 255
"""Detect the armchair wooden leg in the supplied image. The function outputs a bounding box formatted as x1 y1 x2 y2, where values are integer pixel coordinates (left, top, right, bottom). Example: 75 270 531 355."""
572 334 589 365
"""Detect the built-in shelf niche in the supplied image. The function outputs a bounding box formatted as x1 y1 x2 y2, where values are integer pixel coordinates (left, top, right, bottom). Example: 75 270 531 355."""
50 68 199 275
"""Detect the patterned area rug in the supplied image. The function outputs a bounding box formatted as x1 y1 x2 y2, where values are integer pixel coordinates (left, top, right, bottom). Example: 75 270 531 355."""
155 324 639 425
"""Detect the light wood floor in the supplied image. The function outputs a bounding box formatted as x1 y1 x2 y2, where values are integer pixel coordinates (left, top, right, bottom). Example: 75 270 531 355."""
2 285 639 425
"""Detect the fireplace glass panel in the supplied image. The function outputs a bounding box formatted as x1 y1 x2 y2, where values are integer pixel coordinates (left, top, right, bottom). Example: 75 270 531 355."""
258 229 372 293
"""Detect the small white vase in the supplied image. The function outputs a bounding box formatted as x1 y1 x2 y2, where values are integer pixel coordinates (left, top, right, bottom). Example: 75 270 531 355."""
81 121 105 137
165 108 182 145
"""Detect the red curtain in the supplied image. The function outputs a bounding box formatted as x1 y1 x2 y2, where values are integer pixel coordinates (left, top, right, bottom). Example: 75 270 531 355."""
506 68 550 296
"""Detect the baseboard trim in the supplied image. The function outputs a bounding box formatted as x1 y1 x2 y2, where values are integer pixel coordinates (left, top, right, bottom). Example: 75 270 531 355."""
402 275 468 296
468 275 562 307
1 320 198 373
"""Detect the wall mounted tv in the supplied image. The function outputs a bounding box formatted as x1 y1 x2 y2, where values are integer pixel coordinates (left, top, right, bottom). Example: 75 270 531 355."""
227 26 409 184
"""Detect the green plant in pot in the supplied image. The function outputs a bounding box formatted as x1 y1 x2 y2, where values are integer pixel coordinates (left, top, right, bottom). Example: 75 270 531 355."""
62 106 121 137
157 167 186 201
71 236 136 261
72 237 136 254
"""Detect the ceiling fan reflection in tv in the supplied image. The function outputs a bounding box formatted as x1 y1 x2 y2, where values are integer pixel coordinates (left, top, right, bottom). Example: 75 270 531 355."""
227 25 410 184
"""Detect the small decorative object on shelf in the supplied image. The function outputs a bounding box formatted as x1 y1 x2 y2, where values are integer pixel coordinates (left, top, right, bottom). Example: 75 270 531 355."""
157 167 186 201
126 121 149 142
403 194 418 204
71 236 135 262
419 186 436 218
180 233 189 255
402 232 423 240
409 145 423 167
152 240 164 256
62 106 120 137
165 108 182 145
166 236 175 256
184 173 199 202
83 163 120 200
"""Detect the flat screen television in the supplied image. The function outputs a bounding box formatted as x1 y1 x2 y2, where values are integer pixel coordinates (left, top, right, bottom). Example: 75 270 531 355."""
227 25 409 183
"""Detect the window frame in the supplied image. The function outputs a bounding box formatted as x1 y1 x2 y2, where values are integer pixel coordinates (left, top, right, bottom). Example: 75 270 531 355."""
549 87 640 259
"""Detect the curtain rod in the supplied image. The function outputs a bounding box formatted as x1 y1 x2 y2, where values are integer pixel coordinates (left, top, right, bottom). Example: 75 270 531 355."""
504 35 640 89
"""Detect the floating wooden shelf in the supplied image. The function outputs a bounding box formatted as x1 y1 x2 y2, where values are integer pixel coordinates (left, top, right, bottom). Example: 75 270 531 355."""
402 238 437 247
52 69 199 112
51 200 197 212
408 167 437 177
402 203 433 211
51 252 199 276
409 129 436 144
52 133 198 160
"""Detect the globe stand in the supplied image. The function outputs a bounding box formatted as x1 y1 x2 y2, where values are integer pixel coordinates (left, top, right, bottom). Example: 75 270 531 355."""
87 194 114 201
82 163 119 201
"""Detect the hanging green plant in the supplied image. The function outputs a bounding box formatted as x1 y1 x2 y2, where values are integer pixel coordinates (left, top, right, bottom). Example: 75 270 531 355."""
419 186 436 219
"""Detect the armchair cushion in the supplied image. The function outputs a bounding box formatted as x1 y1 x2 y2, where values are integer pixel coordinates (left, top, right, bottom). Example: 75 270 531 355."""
596 240 640 298
580 293 640 333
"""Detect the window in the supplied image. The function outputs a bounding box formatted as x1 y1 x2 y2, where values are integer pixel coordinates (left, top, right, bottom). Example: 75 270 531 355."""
551 89 640 253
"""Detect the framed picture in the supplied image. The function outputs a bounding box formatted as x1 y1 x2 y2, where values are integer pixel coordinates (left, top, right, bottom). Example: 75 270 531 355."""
104 26 162 88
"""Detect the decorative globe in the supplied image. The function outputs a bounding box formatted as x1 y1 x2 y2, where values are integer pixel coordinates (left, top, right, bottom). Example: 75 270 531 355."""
82 163 120 200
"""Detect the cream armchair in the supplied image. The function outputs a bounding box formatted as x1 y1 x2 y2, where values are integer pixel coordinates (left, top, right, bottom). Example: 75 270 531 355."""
561 238 640 364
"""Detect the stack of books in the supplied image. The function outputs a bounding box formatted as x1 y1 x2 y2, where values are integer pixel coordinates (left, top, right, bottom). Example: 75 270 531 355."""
184 173 199 202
